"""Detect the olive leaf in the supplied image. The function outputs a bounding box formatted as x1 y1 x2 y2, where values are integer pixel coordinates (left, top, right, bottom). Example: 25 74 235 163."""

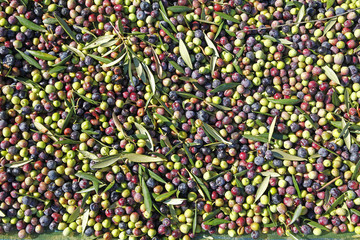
53 139 81 145
15 16 47 32
260 171 280 177
179 39 193 69
305 220 330 231
49 66 67 74
53 53 72 67
33 121 58 141
268 115 277 143
151 47 163 78
134 122 154 151
0 210 5 217
287 231 300 240
79 150 97 160
255 175 270 202
159 24 178 43
74 91 100 105
74 25 96 37
323 65 341 85
202 123 231 145
204 219 231 226
295 106 319 129
272 149 307 161
214 12 240 24
87 54 112 64
332 90 341 106
155 190 177 202
6 159 33 168
296 4 305 24
323 19 336 36
65 44 85 59
210 55 217 76
16 49 42 69
176 92 201 100
278 39 293 45
341 118 352 150
82 209 90 235
141 178 152 214
325 193 345 214
167 6 193 12
84 35 115 50
43 18 58 25
326 0 335 9
143 63 156 95
203 209 222 222
188 170 211 200
144 167 167 184
75 172 103 194
268 98 302 105
133 58 147 83
61 99 74 133
214 21 224 40
164 198 186 205
154 113 178 133
159 9 177 33
204 32 220 57
67 207 81 223
352 160 360 180
169 60 185 74
345 88 350 111
178 76 198 82
101 39 118 48
193 205 197 234
292 175 301 198
208 103 232 111
27 50 57 61
102 49 127 68
289 204 302 225
236 45 245 58
243 135 268 143
54 13 78 43
103 181 115 193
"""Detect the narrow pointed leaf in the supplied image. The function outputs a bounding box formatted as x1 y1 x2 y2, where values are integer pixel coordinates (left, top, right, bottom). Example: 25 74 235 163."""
167 6 193 12
6 159 33 168
342 118 352 150
268 115 277 143
323 65 341 85
82 209 90 235
268 98 302 105
243 135 268 143
134 122 154 151
204 32 219 57
155 190 177 202
179 39 193 69
210 82 240 93
141 178 152 214
295 106 319 129
214 21 224 40
306 220 330 231
79 150 97 160
272 149 307 161
102 49 127 68
133 58 147 83
214 12 240 23
193 206 197 234
260 171 280 177
204 219 231 226
43 18 58 25
176 92 201 100
146 169 167 184
345 88 350 111
159 9 177 33
292 175 301 198
53 139 80 145
103 181 115 193
255 175 270 202
352 160 360 180
87 54 112 64
325 193 345 214
84 35 115 49
15 16 47 32
53 54 72 67
159 24 178 43
164 198 186 205
33 121 58 141
49 65 67 74
323 19 336 36
143 63 156 94
16 49 42 69
326 0 335 9
67 207 80 223
210 55 217 76
332 90 341 106
203 209 221 222
169 60 185 74
151 47 163 78
289 204 302 225
202 123 231 145
54 13 78 42
296 4 305 24
65 44 85 59
27 50 57 61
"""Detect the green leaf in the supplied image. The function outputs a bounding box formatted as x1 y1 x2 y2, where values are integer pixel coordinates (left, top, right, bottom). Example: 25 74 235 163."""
268 98 302 105
133 58 147 83
101 39 118 48
73 25 96 37
53 53 72 67
134 122 154 151
178 76 198 82
204 219 231 226
268 115 277 143
263 35 277 42
176 92 201 100
183 145 195 166
296 4 305 24
167 6 193 12
272 149 307 161
352 160 360 180
203 209 221 222
74 91 100 105
15 16 47 32
210 55 217 76
292 175 301 198
159 9 177 33
82 209 90 235
332 90 341 106
27 50 57 61
326 0 335 9
255 175 270 202
33 121 58 141
16 49 42 69
202 123 231 145
49 65 67 74
295 106 319 129
103 181 115 193
155 190 177 202
164 198 186 205
159 24 178 43
6 159 33 168
146 168 166 184
19 0 28 6
236 45 245 58
214 12 240 24
65 44 85 59
242 135 268 143
79 150 97 160
92 153 164 169
67 207 80 223
323 19 336 36
287 231 300 240
208 103 232 111
53 139 80 145
0 210 5 217
342 117 352 150
141 178 152 214
151 47 163 78
214 21 224 40
154 113 178 133
305 220 330 231
102 49 127 68
323 65 341 85
179 39 193 69
189 170 211 201
325 193 345 214
169 60 185 74
279 38 293 45
54 13 78 43
87 54 112 64
75 172 103 194
345 88 350 111
143 63 156 95
351 208 360 217
43 18 58 25
210 82 240 93
193 205 197 234
289 204 302 225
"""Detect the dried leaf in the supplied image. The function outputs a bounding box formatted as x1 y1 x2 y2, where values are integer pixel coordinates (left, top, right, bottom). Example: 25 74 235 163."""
323 65 341 85
15 16 47 32
179 39 193 69
164 198 186 205
268 115 277 143
255 175 270 202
